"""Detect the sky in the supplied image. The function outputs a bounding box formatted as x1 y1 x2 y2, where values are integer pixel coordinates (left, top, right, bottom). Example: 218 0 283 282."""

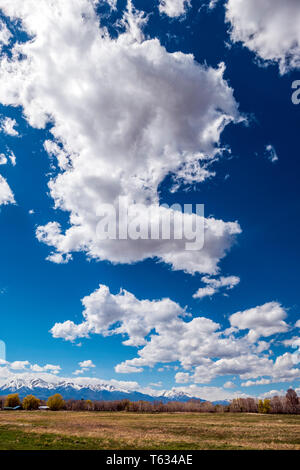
0 0 300 402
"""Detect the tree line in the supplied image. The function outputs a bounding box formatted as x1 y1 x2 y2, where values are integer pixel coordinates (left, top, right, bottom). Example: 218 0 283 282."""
0 388 299 414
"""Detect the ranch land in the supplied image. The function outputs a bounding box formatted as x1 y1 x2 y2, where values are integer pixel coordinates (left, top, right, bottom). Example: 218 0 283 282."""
0 411 299 450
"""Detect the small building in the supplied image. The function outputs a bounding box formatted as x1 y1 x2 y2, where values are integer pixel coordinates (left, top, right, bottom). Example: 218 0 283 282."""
38 406 50 410
4 406 21 411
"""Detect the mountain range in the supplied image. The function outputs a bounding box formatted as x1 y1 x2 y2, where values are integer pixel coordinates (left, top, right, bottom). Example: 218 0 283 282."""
0 377 208 403
0 378 231 405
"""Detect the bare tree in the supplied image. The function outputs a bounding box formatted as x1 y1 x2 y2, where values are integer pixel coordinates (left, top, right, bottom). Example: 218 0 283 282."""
285 388 299 414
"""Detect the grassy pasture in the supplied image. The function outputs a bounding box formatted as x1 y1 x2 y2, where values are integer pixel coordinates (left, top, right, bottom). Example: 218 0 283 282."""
0 411 299 450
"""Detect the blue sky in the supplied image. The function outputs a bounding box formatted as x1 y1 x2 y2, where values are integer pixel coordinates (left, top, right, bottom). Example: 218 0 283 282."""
0 0 300 401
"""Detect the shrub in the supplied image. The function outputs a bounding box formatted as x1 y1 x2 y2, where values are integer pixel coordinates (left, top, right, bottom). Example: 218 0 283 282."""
258 398 271 413
85 400 93 411
22 395 40 410
263 399 271 413
47 394 65 411
5 393 21 408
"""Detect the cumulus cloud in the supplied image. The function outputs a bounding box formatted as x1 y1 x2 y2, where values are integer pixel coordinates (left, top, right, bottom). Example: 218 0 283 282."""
178 351 300 385
179 354 272 384
30 364 61 374
79 360 95 369
46 251 72 265
115 363 144 374
0 0 242 275
0 117 19 136
193 274 240 299
241 378 271 387
229 302 289 342
0 154 7 165
0 150 16 166
175 372 191 383
240 352 300 386
0 18 11 50
283 336 300 349
223 380 236 389
73 359 96 376
260 389 286 399
208 0 219 9
0 359 61 374
162 385 249 401
0 175 15 205
112 318 298 385
50 284 300 385
10 360 30 370
51 284 186 347
8 151 16 166
225 0 300 74
159 0 190 18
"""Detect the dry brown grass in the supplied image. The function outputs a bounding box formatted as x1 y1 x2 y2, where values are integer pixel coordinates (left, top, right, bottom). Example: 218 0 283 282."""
0 411 300 450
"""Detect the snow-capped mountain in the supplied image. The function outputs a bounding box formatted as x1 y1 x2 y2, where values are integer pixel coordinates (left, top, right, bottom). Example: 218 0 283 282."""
159 390 197 401
0 377 203 403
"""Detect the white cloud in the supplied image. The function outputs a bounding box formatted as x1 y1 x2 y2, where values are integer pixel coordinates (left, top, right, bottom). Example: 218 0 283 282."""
260 389 286 398
10 360 30 370
50 284 300 385
0 150 16 166
115 363 143 374
0 360 61 377
282 336 300 349
0 175 15 206
0 356 298 399
229 302 289 342
0 117 19 136
8 151 16 166
175 372 191 383
0 0 242 276
46 251 72 265
187 354 272 384
51 320 90 343
184 351 300 385
265 145 278 163
114 322 299 385
30 364 61 374
73 369 84 376
0 154 7 165
78 359 95 369
105 0 117 10
208 0 219 9
225 0 300 74
51 284 186 347
241 378 271 387
165 385 248 401
159 0 190 18
149 381 163 388
74 359 96 374
223 380 236 389
0 18 11 50
193 275 240 299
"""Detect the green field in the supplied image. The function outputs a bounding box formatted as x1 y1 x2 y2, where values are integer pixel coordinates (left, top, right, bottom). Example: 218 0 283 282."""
0 411 299 450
